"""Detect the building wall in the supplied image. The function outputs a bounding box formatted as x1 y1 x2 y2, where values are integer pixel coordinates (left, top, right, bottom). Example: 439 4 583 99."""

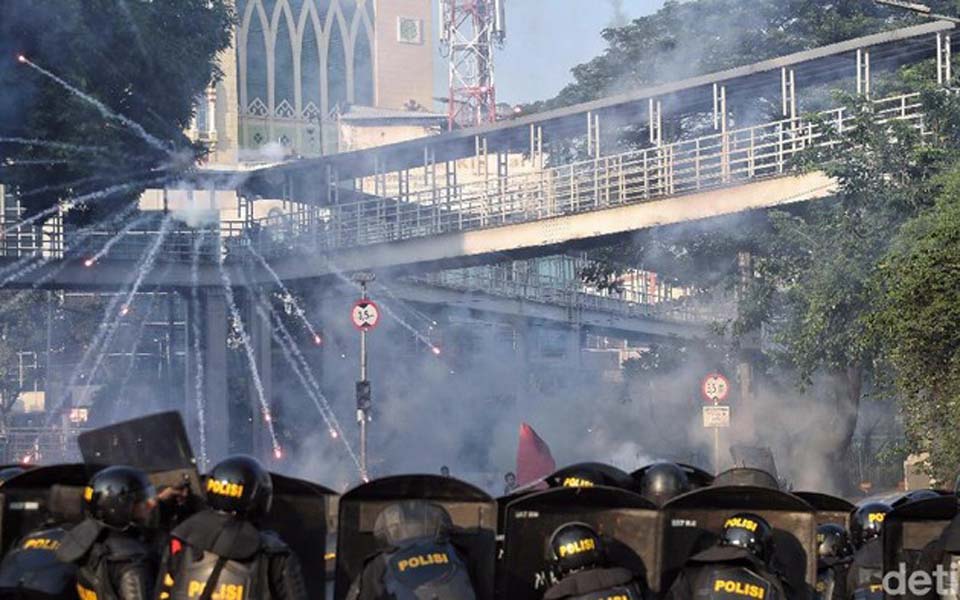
373 0 434 111
235 0 377 156
229 0 434 158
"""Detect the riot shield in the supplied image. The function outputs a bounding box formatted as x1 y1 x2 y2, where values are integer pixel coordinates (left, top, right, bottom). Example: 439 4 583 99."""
662 485 817 598
265 472 337 600
334 474 496 600
77 411 202 496
0 464 88 555
730 445 779 480
500 485 660 598
631 462 714 490
882 494 958 598
794 491 854 528
713 466 781 489
545 462 637 491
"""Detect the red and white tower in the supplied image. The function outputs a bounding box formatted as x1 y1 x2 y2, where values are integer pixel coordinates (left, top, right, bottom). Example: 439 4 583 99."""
440 0 506 130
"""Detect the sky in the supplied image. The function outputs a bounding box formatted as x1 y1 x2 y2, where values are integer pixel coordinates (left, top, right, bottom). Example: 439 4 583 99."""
433 0 668 106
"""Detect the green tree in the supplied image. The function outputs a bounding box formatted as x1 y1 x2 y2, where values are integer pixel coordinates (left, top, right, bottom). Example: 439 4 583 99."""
0 0 234 224
872 165 960 482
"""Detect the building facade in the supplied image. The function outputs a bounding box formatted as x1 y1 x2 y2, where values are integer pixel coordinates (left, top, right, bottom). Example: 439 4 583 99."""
203 0 434 163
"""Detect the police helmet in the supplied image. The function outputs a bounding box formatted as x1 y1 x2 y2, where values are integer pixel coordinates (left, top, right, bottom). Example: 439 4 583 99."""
816 523 852 559
850 502 891 548
548 522 604 576
205 455 273 520
374 500 453 547
639 462 690 505
719 513 774 563
898 489 940 506
84 466 156 530
0 467 25 485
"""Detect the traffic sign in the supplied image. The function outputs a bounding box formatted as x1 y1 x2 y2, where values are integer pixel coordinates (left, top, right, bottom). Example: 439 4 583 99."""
702 405 731 428
351 300 381 331
701 372 731 404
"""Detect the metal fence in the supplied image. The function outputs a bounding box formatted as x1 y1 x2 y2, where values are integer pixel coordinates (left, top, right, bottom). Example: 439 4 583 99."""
0 426 86 465
413 269 736 324
260 91 927 254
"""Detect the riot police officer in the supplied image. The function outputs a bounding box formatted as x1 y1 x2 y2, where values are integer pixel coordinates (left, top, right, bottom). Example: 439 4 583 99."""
55 465 159 600
846 502 891 599
0 486 78 600
346 500 478 600
154 455 307 600
542 522 647 600
815 524 852 600
663 512 789 599
638 462 690 507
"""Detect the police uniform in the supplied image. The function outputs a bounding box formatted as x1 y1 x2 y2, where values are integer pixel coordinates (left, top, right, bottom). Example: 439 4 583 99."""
55 466 160 600
0 526 77 600
663 545 787 600
542 566 647 600
900 516 960 600
845 538 883 599
154 455 306 600
56 518 155 600
346 501 477 600
814 523 851 600
815 556 850 600
155 509 307 600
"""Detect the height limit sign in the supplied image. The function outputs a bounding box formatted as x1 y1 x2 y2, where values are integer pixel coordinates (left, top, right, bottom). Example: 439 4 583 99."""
701 372 731 429
351 300 381 331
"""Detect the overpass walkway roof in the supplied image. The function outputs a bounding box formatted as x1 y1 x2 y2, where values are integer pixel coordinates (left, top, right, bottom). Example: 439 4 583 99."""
241 21 955 188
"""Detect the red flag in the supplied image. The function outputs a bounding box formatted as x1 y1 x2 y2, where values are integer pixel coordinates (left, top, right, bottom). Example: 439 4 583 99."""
516 423 556 487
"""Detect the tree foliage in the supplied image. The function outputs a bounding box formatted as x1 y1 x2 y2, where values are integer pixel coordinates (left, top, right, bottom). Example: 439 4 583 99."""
0 0 234 223
872 166 960 481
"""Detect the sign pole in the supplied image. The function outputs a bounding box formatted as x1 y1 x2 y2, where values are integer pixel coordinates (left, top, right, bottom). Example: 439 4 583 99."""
714 405 721 475
359 279 368 481
351 272 378 482
701 372 731 475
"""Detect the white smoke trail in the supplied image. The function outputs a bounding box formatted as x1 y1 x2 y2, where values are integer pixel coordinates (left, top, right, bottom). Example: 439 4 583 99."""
17 56 171 155
0 137 108 155
247 245 323 346
251 292 363 475
216 255 283 459
191 232 208 470
114 292 160 404
1 176 167 238
0 200 143 288
322 258 441 355
84 217 174 387
84 213 154 266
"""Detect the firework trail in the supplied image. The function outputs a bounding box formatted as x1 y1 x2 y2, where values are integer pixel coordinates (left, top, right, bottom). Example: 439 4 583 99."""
248 244 323 345
190 232 208 470
17 55 171 154
252 292 362 475
217 254 283 459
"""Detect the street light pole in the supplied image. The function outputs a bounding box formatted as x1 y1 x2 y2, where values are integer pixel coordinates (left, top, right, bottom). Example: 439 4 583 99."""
874 0 960 24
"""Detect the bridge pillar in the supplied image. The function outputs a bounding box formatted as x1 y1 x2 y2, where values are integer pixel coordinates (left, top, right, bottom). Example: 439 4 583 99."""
245 289 273 460
198 288 229 464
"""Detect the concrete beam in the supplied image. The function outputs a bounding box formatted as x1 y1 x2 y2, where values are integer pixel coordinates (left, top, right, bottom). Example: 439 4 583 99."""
270 172 837 281
0 172 835 290
375 280 712 343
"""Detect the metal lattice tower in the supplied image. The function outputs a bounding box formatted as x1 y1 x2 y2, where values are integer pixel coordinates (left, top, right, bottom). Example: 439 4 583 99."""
440 0 506 130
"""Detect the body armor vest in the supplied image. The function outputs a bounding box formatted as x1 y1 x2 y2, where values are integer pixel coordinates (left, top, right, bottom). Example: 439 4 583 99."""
168 547 263 600
0 527 76 600
565 584 643 600
815 568 835 600
693 565 777 599
75 546 117 600
381 537 476 600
